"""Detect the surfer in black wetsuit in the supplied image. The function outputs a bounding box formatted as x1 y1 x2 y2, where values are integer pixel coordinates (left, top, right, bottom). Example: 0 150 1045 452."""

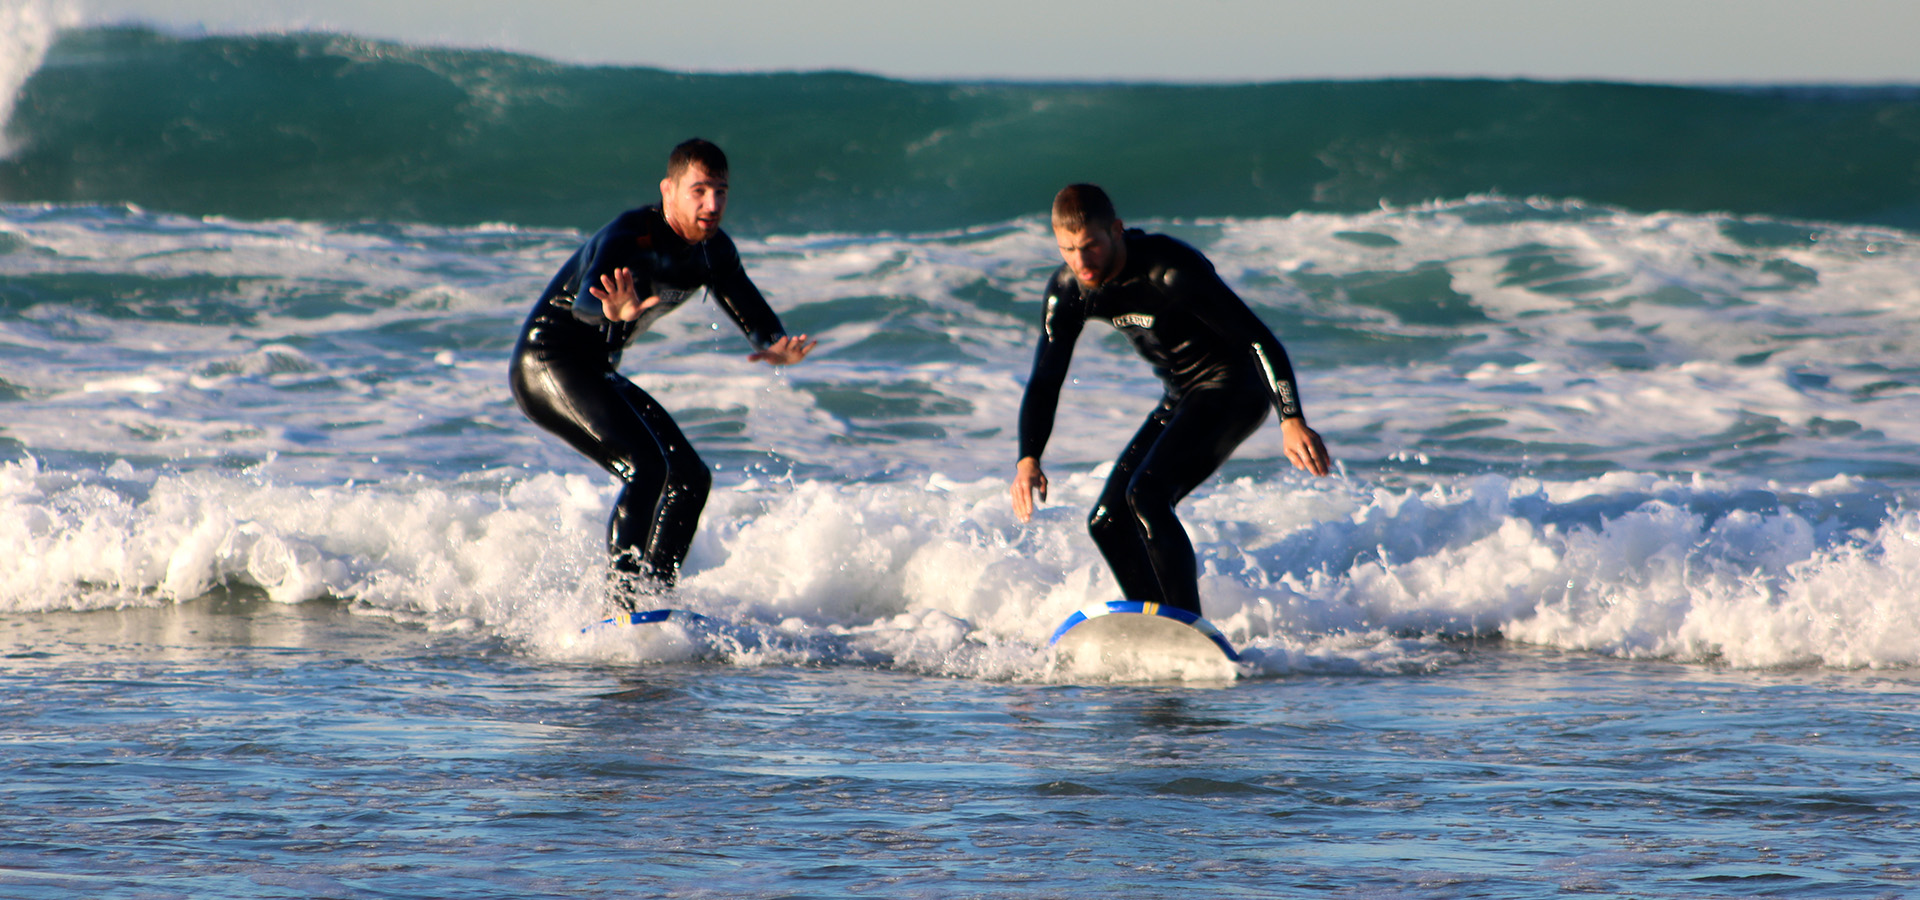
511 139 816 608
1011 184 1330 616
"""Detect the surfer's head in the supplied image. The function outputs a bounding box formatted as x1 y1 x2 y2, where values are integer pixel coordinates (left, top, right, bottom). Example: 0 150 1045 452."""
1052 183 1125 288
661 138 729 244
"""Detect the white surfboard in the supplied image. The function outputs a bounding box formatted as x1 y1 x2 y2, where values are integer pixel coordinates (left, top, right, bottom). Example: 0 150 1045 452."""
1048 600 1241 680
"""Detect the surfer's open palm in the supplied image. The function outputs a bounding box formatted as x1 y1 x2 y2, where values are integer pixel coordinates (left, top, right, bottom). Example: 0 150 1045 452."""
749 335 818 366
589 267 661 322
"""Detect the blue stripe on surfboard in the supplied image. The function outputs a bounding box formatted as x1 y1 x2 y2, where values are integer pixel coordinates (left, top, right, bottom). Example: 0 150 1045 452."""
580 608 713 634
1047 600 1241 662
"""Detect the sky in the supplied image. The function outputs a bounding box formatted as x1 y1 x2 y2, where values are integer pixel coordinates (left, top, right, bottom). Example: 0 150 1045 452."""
41 0 1920 84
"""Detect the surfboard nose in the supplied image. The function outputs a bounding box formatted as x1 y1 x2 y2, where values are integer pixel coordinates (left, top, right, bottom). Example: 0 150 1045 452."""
1049 599 1241 664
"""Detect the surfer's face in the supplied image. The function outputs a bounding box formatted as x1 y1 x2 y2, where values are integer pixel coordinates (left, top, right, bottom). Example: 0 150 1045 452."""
1054 220 1124 288
660 163 728 243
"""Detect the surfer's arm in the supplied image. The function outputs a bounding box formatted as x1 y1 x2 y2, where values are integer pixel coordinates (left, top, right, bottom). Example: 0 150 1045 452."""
1012 282 1083 520
708 235 815 365
1162 251 1331 476
1015 285 1083 463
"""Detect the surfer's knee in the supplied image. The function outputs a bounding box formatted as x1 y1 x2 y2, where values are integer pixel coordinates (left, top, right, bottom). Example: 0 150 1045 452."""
1120 473 1176 521
666 448 712 498
605 451 654 487
671 463 712 505
1087 501 1140 551
1087 501 1116 536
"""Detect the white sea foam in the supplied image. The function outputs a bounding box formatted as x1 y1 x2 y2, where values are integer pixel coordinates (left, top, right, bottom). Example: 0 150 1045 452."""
0 0 77 158
5 456 1915 677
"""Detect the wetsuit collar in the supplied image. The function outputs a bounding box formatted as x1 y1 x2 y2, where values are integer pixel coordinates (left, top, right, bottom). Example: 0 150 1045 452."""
650 205 695 251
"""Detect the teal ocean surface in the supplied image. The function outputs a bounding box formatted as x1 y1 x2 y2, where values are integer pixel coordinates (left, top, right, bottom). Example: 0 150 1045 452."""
3 23 1920 900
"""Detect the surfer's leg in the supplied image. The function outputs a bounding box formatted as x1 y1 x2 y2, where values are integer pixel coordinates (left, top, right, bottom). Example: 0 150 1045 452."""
1088 402 1175 605
511 351 708 598
1109 387 1269 614
604 377 711 589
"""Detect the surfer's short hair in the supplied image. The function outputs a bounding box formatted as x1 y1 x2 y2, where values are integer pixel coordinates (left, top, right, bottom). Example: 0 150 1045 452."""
667 138 729 181
1052 183 1117 231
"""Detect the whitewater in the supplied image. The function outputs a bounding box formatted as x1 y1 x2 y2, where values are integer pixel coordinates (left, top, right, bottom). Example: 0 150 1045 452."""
4 16 1920 900
5 198 1917 673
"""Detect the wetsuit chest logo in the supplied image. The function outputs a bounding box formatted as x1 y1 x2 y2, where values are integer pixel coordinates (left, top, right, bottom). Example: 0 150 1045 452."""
1113 313 1155 330
653 285 701 307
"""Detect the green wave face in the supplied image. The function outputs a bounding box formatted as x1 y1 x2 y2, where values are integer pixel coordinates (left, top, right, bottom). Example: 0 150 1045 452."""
4 27 1918 233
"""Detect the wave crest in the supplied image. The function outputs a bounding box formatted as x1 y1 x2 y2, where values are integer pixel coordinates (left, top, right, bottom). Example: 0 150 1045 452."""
7 457 1915 674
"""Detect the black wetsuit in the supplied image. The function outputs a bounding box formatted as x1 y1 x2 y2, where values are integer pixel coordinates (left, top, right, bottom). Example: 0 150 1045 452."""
1018 229 1306 615
510 206 788 594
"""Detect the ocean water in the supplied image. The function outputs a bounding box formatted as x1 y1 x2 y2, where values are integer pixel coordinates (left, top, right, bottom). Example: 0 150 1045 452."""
5 18 1920 900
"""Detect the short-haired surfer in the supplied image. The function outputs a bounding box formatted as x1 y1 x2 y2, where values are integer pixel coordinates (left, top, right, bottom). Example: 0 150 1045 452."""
1011 183 1331 615
510 138 816 608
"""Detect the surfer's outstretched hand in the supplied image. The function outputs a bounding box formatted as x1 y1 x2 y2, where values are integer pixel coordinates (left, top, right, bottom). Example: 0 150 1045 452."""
1011 456 1048 522
588 267 661 322
1282 417 1332 477
749 334 817 366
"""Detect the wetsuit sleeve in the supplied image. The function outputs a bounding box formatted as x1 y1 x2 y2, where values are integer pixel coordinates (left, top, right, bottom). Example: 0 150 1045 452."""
1016 273 1088 461
1159 246 1306 420
567 215 654 328
706 234 789 352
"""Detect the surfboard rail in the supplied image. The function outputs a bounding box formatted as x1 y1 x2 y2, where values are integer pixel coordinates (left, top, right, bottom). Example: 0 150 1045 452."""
580 608 714 634
1048 600 1240 662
